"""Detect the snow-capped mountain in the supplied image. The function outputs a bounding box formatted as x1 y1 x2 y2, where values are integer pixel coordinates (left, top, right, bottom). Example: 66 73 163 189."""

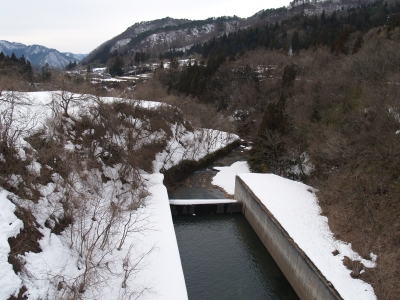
84 16 242 64
63 52 87 61
0 40 87 69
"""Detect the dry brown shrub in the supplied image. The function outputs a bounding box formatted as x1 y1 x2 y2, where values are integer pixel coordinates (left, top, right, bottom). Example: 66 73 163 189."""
25 132 70 180
7 285 28 300
134 72 169 100
8 206 43 273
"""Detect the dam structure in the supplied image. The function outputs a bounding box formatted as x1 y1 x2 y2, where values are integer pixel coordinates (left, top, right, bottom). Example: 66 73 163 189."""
169 182 343 300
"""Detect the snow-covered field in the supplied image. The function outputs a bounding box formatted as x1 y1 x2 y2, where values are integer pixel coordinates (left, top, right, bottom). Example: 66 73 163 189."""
211 162 377 300
0 91 238 299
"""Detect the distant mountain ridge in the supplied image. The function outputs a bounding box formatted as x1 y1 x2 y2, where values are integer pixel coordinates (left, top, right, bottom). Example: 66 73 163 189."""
84 16 244 64
0 40 87 69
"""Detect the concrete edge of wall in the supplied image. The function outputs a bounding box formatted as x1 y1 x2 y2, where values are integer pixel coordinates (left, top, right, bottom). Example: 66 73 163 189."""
235 176 343 300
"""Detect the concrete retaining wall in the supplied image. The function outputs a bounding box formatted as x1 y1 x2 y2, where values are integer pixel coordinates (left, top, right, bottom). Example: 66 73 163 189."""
235 176 342 300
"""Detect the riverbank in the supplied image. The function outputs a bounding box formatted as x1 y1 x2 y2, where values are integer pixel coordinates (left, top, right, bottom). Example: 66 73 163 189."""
161 140 241 189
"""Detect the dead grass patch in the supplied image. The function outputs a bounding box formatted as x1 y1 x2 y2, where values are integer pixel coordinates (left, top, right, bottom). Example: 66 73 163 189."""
8 206 43 273
7 285 28 300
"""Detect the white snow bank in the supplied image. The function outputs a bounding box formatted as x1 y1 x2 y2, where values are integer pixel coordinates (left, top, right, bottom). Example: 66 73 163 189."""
137 174 187 299
0 190 23 300
169 199 237 205
238 173 377 300
211 161 250 195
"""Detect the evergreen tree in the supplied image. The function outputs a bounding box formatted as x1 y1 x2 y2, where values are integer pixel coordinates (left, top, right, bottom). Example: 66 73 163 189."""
24 60 33 81
282 63 298 89
10 52 18 63
109 56 124 76
291 31 300 54
320 10 326 25
248 63 299 174
352 35 363 54
19 55 26 65
41 63 51 81
332 25 351 55
170 56 179 69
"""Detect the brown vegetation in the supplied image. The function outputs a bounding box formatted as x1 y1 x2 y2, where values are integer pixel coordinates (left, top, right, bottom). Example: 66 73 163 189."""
8 206 43 274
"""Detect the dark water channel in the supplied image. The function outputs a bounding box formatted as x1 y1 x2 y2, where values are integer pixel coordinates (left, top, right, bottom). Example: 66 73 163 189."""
169 148 299 300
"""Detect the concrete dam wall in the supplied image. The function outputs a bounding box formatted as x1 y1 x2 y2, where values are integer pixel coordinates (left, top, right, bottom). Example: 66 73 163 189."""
170 202 242 215
234 176 342 300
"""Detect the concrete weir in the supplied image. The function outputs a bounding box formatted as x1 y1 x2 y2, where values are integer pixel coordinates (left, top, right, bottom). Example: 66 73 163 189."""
234 176 342 300
170 200 242 215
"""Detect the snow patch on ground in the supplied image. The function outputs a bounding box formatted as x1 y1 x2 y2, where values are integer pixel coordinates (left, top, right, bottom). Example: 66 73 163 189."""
211 161 250 195
0 190 23 300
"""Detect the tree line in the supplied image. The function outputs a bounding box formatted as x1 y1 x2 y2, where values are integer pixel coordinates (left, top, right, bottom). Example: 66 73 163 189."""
0 51 33 81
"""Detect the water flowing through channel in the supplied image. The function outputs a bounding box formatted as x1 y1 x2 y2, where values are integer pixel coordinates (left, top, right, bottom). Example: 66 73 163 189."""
169 147 299 300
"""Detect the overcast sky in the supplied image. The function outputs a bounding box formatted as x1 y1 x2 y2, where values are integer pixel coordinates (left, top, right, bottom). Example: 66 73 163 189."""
1 0 287 54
